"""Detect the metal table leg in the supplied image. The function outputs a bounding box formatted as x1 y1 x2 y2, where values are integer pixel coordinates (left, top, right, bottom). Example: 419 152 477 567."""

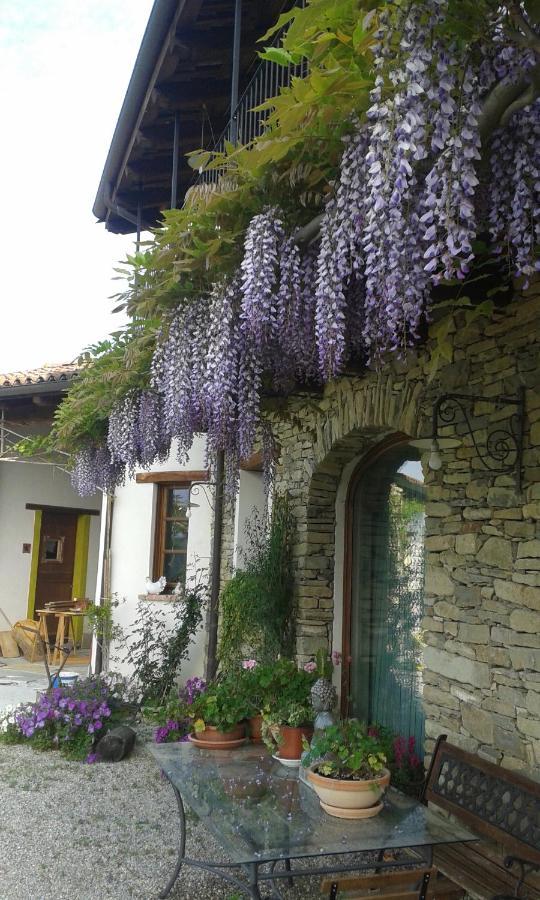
159 783 187 899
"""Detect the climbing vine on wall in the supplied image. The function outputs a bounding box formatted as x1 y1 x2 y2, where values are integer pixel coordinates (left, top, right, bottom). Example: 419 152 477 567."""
218 495 295 671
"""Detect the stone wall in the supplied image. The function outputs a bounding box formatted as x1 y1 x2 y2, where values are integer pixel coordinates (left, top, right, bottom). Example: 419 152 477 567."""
220 285 540 777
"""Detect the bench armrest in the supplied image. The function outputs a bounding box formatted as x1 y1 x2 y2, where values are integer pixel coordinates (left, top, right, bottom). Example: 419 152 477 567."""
503 855 540 897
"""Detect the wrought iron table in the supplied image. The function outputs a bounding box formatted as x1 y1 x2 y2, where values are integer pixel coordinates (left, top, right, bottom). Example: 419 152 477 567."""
150 743 477 899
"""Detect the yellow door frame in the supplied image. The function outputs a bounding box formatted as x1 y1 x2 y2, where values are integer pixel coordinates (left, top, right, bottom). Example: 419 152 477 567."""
72 514 91 644
26 509 43 619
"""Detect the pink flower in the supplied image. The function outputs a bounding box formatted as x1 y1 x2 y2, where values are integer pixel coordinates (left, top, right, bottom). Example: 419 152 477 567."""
242 659 257 670
331 651 342 667
303 661 317 673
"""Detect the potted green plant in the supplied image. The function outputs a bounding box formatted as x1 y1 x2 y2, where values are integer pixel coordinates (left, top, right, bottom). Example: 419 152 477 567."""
189 676 250 747
235 660 266 742
262 700 314 760
260 660 317 760
302 720 390 818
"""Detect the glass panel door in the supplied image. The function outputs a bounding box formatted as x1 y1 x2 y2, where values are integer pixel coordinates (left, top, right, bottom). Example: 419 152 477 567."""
349 445 426 753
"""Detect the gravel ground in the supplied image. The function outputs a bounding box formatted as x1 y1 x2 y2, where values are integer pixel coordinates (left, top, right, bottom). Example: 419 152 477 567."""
0 735 369 900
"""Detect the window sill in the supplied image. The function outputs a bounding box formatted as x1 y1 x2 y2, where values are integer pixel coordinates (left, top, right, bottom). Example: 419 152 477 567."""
138 593 179 603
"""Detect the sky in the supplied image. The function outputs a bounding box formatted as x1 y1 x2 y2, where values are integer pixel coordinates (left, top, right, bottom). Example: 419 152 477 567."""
0 0 155 373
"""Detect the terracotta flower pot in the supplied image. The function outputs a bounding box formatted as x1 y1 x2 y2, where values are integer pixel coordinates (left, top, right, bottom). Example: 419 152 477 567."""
248 715 263 743
196 722 246 744
278 725 313 760
307 766 390 819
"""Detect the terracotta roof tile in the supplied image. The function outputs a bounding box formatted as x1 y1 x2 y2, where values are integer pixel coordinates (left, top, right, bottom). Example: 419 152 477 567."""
0 363 79 389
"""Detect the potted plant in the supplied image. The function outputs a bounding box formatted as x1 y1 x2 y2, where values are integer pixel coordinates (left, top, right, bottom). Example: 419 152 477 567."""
262 700 314 760
235 660 266 742
302 720 390 818
189 676 250 747
261 660 317 760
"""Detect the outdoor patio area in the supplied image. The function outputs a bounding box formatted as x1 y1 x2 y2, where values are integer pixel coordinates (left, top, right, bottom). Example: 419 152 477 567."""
0 737 358 900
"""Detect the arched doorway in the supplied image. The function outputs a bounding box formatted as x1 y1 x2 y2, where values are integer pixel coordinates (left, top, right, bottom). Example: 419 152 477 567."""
342 439 426 752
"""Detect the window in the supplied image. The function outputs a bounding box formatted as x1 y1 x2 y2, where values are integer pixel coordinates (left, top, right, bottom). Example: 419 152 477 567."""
41 536 64 562
153 484 190 591
346 443 426 754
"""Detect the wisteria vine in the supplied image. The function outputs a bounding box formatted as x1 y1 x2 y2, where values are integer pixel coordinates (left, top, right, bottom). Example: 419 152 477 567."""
71 0 540 497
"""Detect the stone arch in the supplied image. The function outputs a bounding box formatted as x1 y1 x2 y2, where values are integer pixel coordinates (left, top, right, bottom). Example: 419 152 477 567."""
272 371 431 662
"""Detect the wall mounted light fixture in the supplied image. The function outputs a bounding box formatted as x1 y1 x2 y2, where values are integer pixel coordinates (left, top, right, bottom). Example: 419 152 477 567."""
412 388 525 491
184 480 215 518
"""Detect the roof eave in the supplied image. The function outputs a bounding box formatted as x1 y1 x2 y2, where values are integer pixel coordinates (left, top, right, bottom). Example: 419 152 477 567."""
92 0 181 226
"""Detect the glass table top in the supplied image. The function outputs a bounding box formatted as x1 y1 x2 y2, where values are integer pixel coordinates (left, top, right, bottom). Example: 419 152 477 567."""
150 743 477 866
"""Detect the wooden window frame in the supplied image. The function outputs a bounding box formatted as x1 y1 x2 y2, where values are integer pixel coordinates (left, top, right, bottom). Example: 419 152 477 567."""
41 535 65 563
152 481 192 590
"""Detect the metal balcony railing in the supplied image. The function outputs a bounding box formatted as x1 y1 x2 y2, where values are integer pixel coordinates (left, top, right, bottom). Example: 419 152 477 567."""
197 1 308 185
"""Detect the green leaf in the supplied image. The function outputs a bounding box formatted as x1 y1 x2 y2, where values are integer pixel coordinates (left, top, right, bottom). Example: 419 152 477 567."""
259 47 294 67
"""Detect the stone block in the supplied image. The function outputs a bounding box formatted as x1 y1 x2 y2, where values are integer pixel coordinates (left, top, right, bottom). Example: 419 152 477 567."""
517 539 540 559
525 690 540 716
466 481 488 500
461 704 494 744
491 626 540 648
298 597 318 610
504 522 535 539
476 646 511 667
476 537 513 570
457 624 489 644
463 508 492 520
433 600 471 621
509 608 540 633
515 557 540 570
517 714 540 739
455 585 481 607
423 684 460 710
492 508 523 520
487 487 521 508
531 420 540 446
296 635 328 657
509 647 540 671
494 579 540 611
426 502 453 517
444 639 476 660
423 646 491 688
425 535 455 551
493 726 527 759
455 533 477 555
426 568 455 597
524 502 540 520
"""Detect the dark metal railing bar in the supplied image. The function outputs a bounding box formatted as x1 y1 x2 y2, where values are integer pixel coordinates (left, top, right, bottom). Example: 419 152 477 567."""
193 1 308 187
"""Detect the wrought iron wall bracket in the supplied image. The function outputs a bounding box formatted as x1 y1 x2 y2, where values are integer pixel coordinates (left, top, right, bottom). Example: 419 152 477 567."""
430 388 525 492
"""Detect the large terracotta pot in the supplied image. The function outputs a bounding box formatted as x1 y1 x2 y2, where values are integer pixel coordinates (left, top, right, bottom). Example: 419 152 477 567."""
196 723 245 743
278 725 313 760
248 715 263 743
307 766 390 819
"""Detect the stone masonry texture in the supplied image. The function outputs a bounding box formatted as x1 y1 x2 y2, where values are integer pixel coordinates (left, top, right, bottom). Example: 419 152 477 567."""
220 285 540 780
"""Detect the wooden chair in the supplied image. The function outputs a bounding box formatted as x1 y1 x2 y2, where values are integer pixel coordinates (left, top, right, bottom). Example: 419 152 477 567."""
321 866 465 899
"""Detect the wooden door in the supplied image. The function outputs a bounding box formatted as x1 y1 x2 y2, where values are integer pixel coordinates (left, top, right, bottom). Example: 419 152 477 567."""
34 511 78 613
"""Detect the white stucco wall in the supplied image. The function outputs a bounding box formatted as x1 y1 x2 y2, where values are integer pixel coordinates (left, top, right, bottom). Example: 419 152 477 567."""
233 469 265 569
107 437 212 682
0 461 101 627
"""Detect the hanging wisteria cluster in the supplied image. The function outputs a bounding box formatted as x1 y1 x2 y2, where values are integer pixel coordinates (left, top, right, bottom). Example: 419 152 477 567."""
71 0 540 496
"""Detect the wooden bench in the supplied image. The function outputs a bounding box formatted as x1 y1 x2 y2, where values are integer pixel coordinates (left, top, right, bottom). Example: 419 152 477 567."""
321 866 465 899
424 735 540 900
321 734 540 900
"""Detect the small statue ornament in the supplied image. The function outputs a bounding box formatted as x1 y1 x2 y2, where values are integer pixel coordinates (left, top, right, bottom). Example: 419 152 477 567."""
311 676 338 732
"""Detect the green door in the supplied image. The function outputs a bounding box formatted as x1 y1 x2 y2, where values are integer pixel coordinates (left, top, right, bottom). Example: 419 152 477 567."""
348 444 426 754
